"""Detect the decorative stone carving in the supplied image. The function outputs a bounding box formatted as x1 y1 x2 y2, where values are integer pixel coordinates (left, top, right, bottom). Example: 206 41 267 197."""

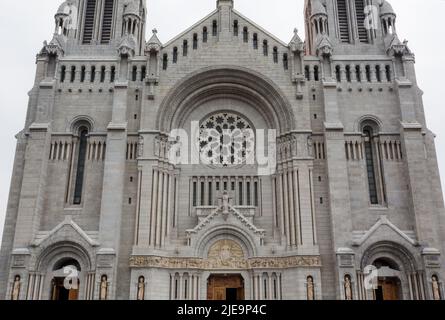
129 255 321 270
344 275 353 300
99 275 108 300
307 276 314 301
432 275 441 300
138 136 144 158
11 275 21 301
137 276 145 300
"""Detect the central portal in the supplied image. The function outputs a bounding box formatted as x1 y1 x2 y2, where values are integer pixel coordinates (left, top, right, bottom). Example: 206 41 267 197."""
207 274 245 301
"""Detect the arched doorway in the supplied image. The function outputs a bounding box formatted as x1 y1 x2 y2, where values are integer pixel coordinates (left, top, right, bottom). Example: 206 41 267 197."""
372 258 402 301
50 258 81 301
207 274 245 301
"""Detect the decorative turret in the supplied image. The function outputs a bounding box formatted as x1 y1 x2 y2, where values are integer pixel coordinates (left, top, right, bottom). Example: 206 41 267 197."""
54 0 78 37
304 0 330 56
380 0 397 36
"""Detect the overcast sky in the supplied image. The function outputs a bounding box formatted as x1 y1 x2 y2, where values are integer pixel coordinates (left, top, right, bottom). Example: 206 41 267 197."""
0 0 444 241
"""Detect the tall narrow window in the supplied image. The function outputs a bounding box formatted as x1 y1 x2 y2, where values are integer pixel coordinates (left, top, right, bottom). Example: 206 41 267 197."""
212 20 218 36
246 182 251 206
173 47 178 63
200 182 205 206
335 65 341 82
61 66 66 82
141 66 146 81
183 40 188 56
110 66 116 82
375 65 381 82
243 27 248 43
355 0 368 43
337 0 350 43
90 66 97 82
363 127 378 205
100 0 115 44
365 65 371 82
163 54 168 70
283 54 289 70
193 33 198 49
132 66 137 81
70 66 76 82
345 65 351 82
73 129 88 205
314 66 320 81
385 65 391 82
273 47 278 63
305 65 310 81
192 181 197 207
254 181 259 207
100 66 106 82
253 33 258 49
263 40 268 56
355 65 361 82
203 27 208 43
208 182 212 206
233 20 239 36
80 66 86 82
83 0 97 44
239 182 243 205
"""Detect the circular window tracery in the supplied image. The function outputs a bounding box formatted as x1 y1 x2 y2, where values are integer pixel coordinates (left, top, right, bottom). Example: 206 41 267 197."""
199 112 255 167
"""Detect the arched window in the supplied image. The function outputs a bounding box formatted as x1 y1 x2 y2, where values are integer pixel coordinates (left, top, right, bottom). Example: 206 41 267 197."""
73 128 89 205
253 33 258 49
283 53 289 70
69 66 76 83
212 20 218 36
355 65 361 82
90 66 96 82
83 0 98 44
314 66 320 81
141 66 146 81
162 54 168 70
110 66 116 82
60 66 66 83
305 65 310 81
193 33 198 49
203 27 208 43
385 65 392 82
273 47 278 63
375 65 382 82
100 0 115 44
335 65 341 82
132 66 137 81
243 27 248 43
100 66 106 82
263 40 268 56
337 0 351 43
183 40 188 56
363 126 379 205
345 65 351 82
80 66 86 82
173 47 178 63
233 20 239 36
365 65 371 82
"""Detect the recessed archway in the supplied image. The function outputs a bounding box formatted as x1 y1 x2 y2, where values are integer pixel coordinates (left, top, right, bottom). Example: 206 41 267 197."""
207 274 245 301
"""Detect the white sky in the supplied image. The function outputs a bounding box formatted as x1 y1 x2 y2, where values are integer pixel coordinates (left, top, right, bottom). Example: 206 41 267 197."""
0 0 444 241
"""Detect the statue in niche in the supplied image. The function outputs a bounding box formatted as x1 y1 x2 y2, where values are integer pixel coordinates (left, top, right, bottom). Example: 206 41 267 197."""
344 275 353 300
11 275 21 300
137 276 145 300
432 275 441 300
307 276 315 301
99 275 108 300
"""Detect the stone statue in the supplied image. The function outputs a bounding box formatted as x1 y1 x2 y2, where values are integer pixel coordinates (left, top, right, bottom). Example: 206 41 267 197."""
222 191 230 214
307 276 314 301
344 276 353 300
11 275 21 300
99 275 108 300
432 276 441 300
137 276 145 300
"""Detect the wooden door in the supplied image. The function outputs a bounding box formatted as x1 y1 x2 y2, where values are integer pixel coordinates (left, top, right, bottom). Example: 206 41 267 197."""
207 275 245 301
379 279 399 301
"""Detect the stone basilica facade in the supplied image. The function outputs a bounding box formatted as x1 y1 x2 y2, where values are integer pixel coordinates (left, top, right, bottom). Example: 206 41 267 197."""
1 0 445 301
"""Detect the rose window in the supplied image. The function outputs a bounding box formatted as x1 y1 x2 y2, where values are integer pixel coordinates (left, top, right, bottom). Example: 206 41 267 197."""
199 112 255 167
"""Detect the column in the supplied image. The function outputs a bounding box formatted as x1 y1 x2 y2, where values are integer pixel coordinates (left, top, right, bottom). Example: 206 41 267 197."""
287 170 296 246
149 169 159 246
